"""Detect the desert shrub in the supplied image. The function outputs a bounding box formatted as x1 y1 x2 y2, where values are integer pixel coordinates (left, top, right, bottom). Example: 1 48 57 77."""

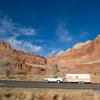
4 93 12 98
52 94 59 100
16 92 26 100
30 94 35 100
62 95 68 100
0 59 13 78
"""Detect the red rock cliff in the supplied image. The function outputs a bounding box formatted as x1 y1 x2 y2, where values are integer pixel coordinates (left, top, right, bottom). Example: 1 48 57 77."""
0 41 47 74
47 35 100 74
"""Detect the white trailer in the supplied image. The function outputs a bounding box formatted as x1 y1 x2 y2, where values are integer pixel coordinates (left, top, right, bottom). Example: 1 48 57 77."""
64 74 91 83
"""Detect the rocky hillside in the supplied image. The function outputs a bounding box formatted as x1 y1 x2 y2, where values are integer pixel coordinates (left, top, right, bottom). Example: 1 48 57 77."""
0 42 47 74
47 35 100 74
0 35 100 75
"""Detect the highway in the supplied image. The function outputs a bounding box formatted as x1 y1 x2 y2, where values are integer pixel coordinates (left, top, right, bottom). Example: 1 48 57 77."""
0 80 100 90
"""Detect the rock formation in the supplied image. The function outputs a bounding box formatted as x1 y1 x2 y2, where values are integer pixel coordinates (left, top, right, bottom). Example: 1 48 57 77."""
0 41 47 74
0 35 100 75
47 35 100 74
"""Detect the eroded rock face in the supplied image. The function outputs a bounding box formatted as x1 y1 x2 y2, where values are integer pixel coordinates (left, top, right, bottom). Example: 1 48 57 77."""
47 35 100 74
0 41 47 74
0 35 100 74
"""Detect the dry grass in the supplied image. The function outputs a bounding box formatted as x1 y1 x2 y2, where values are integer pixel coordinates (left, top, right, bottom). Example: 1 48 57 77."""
0 74 49 81
0 88 99 100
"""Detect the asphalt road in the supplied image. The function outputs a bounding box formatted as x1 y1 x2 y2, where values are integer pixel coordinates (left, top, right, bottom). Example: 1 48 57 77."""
0 80 100 90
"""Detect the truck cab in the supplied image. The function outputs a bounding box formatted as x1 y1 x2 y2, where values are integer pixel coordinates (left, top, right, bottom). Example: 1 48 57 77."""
44 76 63 83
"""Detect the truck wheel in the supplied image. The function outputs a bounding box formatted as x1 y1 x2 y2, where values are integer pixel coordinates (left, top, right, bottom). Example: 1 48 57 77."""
45 80 48 83
57 80 60 83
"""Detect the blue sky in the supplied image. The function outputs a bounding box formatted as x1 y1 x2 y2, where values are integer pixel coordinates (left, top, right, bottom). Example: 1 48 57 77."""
0 0 100 57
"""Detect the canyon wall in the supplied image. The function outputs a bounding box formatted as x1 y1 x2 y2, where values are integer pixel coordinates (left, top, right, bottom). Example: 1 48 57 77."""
0 41 47 74
47 35 100 74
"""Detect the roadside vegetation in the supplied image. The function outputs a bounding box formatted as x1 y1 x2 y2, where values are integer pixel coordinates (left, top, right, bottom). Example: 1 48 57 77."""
0 88 100 100
0 59 13 79
0 58 28 80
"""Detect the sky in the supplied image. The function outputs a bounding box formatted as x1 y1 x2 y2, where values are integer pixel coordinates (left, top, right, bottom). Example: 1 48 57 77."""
0 0 100 57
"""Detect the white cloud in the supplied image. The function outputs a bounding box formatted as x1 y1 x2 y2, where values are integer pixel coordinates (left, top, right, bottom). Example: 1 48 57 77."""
73 40 92 49
7 37 42 54
56 50 64 56
55 48 71 56
0 15 45 55
65 48 71 52
49 49 59 56
18 27 36 36
56 22 73 42
0 16 36 39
